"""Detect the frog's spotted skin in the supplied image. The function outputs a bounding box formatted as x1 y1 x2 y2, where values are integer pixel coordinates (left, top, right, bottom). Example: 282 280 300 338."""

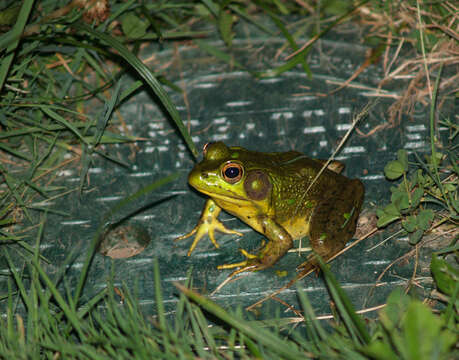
176 142 364 274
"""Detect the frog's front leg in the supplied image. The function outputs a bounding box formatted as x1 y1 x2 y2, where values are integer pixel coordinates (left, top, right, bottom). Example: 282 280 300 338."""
176 199 243 255
218 216 293 274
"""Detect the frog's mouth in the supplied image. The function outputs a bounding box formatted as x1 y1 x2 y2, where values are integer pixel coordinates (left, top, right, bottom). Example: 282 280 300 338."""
191 183 252 205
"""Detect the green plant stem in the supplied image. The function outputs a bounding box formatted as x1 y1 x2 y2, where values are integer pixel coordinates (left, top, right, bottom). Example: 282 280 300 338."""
0 0 35 92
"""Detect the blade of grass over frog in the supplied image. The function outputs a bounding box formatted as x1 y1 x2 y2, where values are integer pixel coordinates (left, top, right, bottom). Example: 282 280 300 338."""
0 0 35 92
175 283 306 360
259 0 370 78
317 255 370 345
72 172 180 307
292 100 372 219
73 22 198 159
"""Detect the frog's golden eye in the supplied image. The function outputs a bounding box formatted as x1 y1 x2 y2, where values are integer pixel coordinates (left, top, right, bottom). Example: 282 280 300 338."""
222 162 243 184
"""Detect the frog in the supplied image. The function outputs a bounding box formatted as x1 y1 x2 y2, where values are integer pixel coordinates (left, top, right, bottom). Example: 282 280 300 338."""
176 141 364 275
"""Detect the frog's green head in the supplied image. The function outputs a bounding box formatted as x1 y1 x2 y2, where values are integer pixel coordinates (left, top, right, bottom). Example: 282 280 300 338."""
188 142 272 205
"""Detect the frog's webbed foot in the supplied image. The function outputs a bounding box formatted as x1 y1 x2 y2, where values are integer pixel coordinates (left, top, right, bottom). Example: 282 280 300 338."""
176 218 243 255
175 199 243 256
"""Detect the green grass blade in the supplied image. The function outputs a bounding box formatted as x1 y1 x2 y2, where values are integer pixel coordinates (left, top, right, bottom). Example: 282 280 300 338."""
72 22 198 158
176 283 306 360
93 81 121 146
0 142 33 161
40 106 88 145
30 256 85 340
317 255 371 345
296 285 327 348
229 4 276 35
264 9 311 77
4 249 32 311
0 0 35 91
258 0 370 78
195 39 253 75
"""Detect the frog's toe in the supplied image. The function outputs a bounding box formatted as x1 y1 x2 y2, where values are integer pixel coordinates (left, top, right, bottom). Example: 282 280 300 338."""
187 226 213 256
218 260 266 276
212 221 243 238
217 249 267 274
175 227 197 242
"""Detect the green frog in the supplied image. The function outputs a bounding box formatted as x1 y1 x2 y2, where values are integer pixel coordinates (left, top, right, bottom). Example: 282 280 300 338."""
177 142 364 274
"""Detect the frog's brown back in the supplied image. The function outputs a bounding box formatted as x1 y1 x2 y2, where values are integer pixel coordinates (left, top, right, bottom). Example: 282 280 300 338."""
270 154 361 223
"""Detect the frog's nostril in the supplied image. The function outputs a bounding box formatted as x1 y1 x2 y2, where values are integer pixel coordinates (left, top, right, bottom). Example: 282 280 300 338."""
201 172 208 179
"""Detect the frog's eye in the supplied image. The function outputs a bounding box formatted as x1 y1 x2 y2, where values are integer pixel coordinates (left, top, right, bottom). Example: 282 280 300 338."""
222 162 243 184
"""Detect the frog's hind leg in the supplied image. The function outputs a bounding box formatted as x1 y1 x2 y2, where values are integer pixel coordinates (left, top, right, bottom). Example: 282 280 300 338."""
299 179 364 271
218 216 293 275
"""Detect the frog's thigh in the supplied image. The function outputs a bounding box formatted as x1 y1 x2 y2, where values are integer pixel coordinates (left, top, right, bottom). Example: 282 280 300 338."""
258 217 293 266
309 180 363 259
